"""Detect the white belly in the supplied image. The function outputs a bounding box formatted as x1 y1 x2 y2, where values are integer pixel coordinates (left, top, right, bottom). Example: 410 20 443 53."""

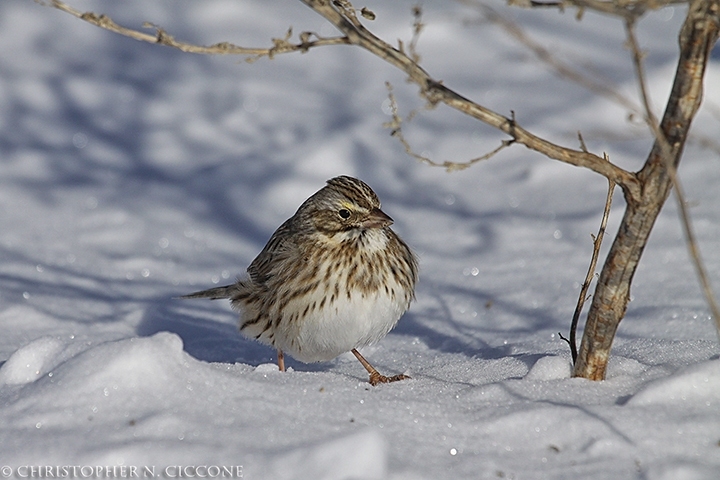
273 287 408 363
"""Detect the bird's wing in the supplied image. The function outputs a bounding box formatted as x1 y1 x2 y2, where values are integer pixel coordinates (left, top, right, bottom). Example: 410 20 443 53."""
246 217 298 285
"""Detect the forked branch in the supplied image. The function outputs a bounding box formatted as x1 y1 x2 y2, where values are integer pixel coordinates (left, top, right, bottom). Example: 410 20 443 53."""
573 0 720 380
45 0 640 196
298 0 640 193
625 14 720 337
383 83 513 172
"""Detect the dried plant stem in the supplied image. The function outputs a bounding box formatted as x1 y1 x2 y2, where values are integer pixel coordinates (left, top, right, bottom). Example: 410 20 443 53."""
569 177 615 364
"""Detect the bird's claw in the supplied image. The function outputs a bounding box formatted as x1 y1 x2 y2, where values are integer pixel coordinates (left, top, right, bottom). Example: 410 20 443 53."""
368 372 411 386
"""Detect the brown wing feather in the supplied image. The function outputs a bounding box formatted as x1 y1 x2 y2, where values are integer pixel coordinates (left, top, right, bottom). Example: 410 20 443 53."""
246 217 298 285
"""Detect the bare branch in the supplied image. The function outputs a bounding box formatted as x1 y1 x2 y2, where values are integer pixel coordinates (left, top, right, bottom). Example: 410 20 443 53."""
383 83 512 171
625 15 720 339
329 0 376 29
46 0 350 60
297 1 640 193
569 175 615 364
574 0 720 380
47 0 639 192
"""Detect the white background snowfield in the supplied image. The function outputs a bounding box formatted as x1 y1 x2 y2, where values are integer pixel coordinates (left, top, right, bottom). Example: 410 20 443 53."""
1 1 719 479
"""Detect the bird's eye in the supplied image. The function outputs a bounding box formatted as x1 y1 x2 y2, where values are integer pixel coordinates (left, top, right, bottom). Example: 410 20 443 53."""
338 209 351 219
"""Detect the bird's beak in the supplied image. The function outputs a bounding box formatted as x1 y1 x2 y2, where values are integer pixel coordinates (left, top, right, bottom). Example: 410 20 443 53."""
362 208 394 229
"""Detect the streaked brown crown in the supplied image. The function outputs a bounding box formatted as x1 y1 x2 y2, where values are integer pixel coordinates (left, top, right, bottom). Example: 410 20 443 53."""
296 176 393 235
325 176 381 210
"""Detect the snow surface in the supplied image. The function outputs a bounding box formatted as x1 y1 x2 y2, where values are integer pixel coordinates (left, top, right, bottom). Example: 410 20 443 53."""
1 0 720 478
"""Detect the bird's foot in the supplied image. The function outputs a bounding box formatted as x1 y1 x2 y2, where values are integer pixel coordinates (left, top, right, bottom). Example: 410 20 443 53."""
368 372 411 386
351 348 409 386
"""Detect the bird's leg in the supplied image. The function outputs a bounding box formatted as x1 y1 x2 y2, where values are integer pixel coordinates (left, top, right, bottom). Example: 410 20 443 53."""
277 349 286 372
351 348 410 386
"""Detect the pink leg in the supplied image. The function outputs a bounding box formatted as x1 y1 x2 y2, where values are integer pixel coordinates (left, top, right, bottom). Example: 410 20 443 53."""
351 348 410 386
277 349 286 372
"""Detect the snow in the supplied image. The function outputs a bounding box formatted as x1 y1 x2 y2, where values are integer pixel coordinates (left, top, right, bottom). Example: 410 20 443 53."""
1 0 720 478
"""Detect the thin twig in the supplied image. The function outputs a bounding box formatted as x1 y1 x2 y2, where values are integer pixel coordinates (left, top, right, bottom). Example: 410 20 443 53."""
569 174 615 364
625 18 661 132
578 131 589 153
47 0 350 61
384 83 512 171
460 0 643 117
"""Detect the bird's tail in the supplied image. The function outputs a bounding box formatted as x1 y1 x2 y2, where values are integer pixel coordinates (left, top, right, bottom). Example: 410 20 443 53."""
178 284 236 300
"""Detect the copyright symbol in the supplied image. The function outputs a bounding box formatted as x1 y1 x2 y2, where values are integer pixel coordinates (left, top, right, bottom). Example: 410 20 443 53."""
1 466 12 478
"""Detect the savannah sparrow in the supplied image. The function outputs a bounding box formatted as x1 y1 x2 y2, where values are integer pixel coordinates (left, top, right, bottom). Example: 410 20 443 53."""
181 176 418 385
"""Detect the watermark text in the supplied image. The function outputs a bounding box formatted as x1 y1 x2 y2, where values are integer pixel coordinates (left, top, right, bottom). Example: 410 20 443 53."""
0 466 243 479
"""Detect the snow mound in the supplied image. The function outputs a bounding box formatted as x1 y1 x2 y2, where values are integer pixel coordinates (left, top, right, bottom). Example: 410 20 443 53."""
629 359 720 406
255 362 283 373
43 332 190 397
524 355 572 381
646 462 719 480
0 336 66 385
254 429 387 480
